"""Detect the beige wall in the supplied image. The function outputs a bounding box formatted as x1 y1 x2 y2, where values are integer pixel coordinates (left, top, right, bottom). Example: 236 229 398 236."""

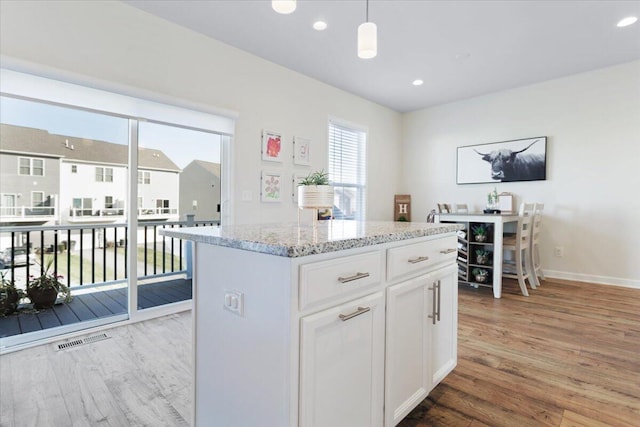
2 2 638 287
0 1 402 225
402 61 640 287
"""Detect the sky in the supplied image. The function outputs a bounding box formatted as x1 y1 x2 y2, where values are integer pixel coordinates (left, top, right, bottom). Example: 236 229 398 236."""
0 96 221 169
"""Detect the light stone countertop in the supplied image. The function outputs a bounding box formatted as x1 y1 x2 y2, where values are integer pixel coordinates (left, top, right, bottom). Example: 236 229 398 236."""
160 220 463 258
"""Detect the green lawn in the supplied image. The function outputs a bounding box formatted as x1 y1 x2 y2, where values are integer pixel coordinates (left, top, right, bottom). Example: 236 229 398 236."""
35 246 182 287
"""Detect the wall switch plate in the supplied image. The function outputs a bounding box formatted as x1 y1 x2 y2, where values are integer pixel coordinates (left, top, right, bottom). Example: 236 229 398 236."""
223 290 244 316
241 190 252 202
554 246 565 257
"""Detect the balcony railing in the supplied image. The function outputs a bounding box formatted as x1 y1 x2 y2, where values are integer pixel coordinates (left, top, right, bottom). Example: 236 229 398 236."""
0 217 218 290
0 206 56 218
138 207 179 217
69 207 125 218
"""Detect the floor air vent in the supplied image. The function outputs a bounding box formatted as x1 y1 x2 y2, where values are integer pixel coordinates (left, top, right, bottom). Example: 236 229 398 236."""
56 333 110 351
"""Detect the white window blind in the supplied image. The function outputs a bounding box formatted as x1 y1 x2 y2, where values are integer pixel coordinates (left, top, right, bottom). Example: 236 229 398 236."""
328 121 367 221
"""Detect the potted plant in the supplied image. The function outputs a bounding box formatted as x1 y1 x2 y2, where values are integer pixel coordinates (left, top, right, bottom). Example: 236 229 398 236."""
0 272 24 316
472 224 488 242
475 249 490 265
298 169 334 209
472 268 489 283
26 259 72 309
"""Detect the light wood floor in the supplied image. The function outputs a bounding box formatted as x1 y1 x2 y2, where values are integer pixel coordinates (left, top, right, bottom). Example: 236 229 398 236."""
0 278 638 427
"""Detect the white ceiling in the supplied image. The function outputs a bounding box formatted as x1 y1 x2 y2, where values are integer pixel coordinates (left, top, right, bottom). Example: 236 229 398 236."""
125 0 640 113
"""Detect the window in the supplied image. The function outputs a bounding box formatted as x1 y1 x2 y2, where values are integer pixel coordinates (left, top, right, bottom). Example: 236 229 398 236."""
96 167 114 182
1 194 17 216
72 197 93 216
328 121 367 221
156 199 170 214
18 157 44 176
105 196 114 209
31 191 44 207
71 164 77 173
138 171 150 185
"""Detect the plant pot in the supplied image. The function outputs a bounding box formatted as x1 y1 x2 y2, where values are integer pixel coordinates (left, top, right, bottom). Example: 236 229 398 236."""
27 287 59 309
474 234 487 243
0 288 20 316
476 255 488 265
475 274 488 283
298 185 334 209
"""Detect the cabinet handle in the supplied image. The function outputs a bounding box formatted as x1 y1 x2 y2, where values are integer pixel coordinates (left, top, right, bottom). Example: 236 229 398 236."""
338 272 370 283
339 306 371 322
439 248 456 254
436 280 441 322
427 285 437 325
408 256 429 264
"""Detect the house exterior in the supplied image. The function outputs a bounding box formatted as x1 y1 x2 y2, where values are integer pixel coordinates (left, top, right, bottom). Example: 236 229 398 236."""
0 123 181 226
179 160 220 221
0 125 61 226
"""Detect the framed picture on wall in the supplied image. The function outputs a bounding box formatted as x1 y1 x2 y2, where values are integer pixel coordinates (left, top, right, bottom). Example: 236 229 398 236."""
262 130 283 162
292 173 307 203
456 136 547 184
261 170 282 202
293 136 311 166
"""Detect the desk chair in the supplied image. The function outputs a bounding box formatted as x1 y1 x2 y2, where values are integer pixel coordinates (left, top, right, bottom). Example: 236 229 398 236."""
503 202 535 296
530 203 545 288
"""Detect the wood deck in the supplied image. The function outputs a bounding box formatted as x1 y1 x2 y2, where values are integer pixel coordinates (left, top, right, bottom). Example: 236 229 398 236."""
0 278 192 338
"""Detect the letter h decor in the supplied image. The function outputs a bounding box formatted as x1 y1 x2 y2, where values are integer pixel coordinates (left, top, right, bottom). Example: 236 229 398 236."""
394 194 411 222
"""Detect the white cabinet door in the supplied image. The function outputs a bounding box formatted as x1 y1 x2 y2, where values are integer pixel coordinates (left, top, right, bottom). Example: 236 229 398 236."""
384 274 433 426
299 292 385 427
429 263 458 390
385 263 458 426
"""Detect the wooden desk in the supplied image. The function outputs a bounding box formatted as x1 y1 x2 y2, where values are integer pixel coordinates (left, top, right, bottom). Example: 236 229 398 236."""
437 212 519 298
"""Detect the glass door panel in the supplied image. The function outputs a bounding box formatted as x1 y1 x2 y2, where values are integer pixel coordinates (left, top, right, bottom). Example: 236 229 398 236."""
136 121 221 310
0 96 130 342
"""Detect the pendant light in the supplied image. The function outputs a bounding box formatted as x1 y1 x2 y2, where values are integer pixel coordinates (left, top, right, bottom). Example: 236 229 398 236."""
358 0 377 59
272 0 296 15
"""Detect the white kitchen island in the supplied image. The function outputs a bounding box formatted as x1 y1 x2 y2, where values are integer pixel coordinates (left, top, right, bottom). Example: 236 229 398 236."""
161 220 463 427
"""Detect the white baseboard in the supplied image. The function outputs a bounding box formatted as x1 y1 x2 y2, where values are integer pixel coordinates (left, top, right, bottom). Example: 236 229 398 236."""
544 270 640 289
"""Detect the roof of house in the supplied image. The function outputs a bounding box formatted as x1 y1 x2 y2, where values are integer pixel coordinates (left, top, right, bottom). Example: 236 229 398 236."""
0 123 180 172
183 159 221 177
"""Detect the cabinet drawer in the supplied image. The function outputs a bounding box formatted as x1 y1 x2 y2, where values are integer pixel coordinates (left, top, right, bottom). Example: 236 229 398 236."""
299 251 382 311
387 236 457 282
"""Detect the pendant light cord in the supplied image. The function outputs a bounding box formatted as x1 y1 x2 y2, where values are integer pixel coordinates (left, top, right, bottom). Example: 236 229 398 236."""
366 0 369 22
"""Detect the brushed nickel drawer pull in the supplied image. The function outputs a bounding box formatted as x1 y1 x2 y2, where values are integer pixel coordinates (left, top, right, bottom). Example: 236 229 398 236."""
339 306 371 322
440 248 456 254
408 256 429 264
427 285 437 325
338 272 370 283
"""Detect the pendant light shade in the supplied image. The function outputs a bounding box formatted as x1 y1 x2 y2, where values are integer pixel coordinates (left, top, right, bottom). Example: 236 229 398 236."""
272 0 296 14
357 0 377 59
358 22 378 59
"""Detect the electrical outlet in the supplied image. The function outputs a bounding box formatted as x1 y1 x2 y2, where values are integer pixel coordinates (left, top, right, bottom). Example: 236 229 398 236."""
223 290 244 316
554 246 564 257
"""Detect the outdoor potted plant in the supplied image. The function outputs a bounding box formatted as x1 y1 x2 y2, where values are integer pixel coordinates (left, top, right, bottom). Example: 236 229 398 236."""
0 272 24 316
298 169 334 209
471 224 488 242
26 259 72 309
472 267 489 283
475 249 490 265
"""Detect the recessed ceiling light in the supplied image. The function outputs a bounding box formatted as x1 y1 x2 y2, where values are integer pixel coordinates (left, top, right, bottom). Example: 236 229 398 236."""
617 16 638 27
412 79 424 86
455 52 471 60
313 21 327 31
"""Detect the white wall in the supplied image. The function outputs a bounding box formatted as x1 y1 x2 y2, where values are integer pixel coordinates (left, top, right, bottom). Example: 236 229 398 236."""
402 61 640 288
0 1 402 225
